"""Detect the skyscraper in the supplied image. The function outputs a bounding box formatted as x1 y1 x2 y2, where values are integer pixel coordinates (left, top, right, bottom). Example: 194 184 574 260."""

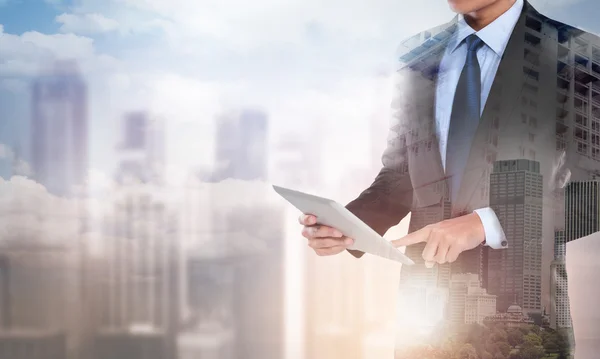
205 108 287 359
448 273 496 326
398 200 451 333
564 181 600 241
488 159 543 314
31 60 87 197
551 181 600 329
97 190 179 359
213 109 268 182
115 112 166 184
550 230 571 329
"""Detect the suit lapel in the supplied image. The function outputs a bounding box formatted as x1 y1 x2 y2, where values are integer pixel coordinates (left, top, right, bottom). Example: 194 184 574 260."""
404 18 457 208
453 2 533 212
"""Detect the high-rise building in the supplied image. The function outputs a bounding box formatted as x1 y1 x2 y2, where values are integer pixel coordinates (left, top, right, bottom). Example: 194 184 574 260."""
397 201 451 333
564 181 600 240
115 112 166 184
550 258 571 329
551 181 600 329
97 190 179 359
488 159 543 314
449 274 497 326
212 109 268 182
206 109 288 359
31 60 87 197
271 132 321 192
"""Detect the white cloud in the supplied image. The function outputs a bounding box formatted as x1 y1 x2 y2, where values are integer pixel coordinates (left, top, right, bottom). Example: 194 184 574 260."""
56 12 120 35
74 0 453 51
0 24 120 77
0 143 14 159
12 159 33 177
0 143 33 176
0 176 84 249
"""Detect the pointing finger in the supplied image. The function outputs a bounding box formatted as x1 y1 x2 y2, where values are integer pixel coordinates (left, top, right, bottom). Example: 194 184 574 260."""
422 234 439 263
391 228 430 247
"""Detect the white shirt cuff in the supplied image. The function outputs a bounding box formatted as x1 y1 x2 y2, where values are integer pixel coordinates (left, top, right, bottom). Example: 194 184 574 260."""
473 207 507 249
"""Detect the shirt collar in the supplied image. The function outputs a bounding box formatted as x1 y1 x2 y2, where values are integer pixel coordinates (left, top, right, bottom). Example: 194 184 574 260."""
448 0 524 57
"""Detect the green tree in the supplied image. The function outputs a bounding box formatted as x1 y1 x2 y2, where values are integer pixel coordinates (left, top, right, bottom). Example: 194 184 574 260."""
497 342 512 356
459 343 478 359
523 333 543 347
519 344 545 359
507 329 524 347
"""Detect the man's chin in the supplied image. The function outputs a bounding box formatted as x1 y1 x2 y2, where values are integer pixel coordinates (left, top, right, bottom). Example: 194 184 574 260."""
447 0 488 14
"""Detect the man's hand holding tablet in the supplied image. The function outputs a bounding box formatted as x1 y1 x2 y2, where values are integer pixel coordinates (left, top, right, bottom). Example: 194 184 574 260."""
299 214 355 256
273 185 414 265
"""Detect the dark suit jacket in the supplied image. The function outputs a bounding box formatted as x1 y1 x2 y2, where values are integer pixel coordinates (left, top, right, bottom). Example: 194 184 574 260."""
345 1 600 353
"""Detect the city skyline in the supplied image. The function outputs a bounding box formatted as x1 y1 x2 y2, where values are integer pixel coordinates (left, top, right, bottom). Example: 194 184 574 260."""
1 1 600 359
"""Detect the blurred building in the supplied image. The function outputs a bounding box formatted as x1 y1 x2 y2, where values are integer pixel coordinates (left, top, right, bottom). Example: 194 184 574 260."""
0 331 66 359
115 112 166 185
212 109 268 182
393 201 452 340
31 60 87 197
183 108 288 359
96 190 179 359
448 274 496 326
483 304 535 328
488 160 543 314
94 328 164 359
271 131 321 192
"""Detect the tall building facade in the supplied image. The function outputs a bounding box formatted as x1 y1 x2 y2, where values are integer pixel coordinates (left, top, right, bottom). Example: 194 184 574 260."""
206 109 287 359
449 274 496 326
564 181 600 240
551 181 600 329
488 160 543 314
31 60 87 197
96 188 179 359
115 112 166 185
213 109 268 182
398 201 452 333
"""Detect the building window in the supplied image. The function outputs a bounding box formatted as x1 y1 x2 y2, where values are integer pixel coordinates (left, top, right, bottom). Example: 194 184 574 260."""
577 141 588 154
526 16 543 32
522 113 528 123
529 117 537 128
576 114 589 127
524 67 540 81
529 133 536 142
575 127 588 141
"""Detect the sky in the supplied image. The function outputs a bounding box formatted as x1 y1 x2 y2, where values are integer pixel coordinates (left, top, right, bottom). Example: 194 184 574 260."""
0 0 599 347
0 0 598 185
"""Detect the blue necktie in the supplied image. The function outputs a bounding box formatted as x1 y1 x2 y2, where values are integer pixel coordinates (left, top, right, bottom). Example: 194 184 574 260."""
446 34 485 204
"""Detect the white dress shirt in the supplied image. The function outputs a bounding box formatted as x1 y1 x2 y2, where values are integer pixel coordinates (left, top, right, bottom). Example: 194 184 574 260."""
435 0 524 249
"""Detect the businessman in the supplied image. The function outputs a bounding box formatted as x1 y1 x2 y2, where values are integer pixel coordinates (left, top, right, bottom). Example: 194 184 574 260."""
300 0 600 356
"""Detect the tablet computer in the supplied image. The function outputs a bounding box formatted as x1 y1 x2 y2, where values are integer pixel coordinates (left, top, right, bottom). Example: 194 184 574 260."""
273 185 414 265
